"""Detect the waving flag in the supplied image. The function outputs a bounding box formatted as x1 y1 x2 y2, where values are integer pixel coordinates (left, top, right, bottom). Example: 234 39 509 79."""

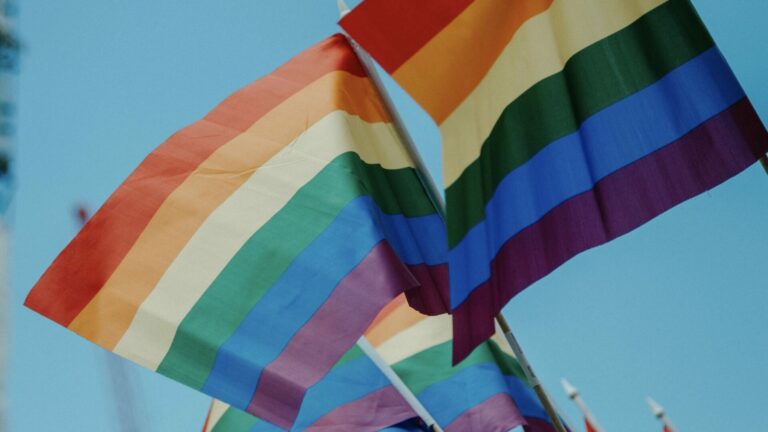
203 294 562 432
340 0 768 361
25 34 446 430
201 344 422 432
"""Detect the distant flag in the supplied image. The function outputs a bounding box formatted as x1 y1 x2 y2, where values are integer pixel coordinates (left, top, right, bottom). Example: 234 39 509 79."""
203 294 565 432
561 379 603 432
340 0 768 362
25 34 447 431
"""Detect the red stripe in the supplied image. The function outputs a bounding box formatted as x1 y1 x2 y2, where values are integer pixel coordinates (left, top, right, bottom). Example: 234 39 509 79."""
305 386 417 432
452 99 768 362
24 34 366 326
339 0 472 73
444 393 525 432
245 241 418 430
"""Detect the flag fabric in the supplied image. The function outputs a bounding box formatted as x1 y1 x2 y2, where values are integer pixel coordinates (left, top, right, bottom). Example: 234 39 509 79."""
369 295 558 432
202 400 427 432
203 294 563 432
585 420 597 432
340 0 768 361
200 344 423 431
24 34 447 430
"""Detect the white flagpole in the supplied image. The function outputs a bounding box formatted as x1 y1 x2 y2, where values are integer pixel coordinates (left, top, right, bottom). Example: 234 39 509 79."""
647 397 677 432
337 2 568 431
337 0 445 218
335 7 442 430
357 337 442 431
561 378 604 432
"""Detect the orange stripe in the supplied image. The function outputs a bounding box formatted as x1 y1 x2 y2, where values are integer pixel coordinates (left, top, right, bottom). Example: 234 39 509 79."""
68 70 391 350
392 0 553 124
365 297 428 347
366 294 407 331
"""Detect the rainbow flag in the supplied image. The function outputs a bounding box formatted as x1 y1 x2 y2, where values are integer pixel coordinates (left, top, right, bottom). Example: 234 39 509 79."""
341 0 768 361
24 34 446 430
201 344 423 432
203 294 562 432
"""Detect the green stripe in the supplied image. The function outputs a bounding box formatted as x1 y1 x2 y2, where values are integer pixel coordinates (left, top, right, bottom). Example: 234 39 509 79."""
210 407 258 432
333 343 366 368
446 0 714 246
392 339 527 395
157 152 436 388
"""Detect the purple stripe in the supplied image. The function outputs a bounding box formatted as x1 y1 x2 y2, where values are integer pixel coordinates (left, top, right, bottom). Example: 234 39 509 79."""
246 241 418 429
404 263 450 316
444 393 525 432
524 417 560 432
453 99 768 362
305 386 417 432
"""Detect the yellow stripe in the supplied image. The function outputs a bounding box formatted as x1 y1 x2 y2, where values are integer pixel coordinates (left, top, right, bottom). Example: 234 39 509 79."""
205 400 230 432
440 0 666 187
365 298 428 347
68 71 391 350
113 111 410 370
376 314 452 365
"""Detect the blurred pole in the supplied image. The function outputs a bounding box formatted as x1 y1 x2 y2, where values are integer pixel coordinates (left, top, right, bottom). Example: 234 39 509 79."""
0 0 17 430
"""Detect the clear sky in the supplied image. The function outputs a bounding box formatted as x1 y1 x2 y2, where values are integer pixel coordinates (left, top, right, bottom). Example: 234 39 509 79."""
7 1 767 431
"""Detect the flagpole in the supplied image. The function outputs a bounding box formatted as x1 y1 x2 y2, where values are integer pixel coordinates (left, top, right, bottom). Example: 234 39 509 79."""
337 3 568 431
336 6 441 430
647 397 677 432
357 337 442 432
496 314 568 432
337 1 444 217
561 378 604 432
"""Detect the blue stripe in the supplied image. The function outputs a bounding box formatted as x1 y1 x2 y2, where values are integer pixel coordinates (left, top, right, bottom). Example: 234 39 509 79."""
377 209 447 266
449 47 745 308
417 363 548 426
291 355 392 430
202 195 445 408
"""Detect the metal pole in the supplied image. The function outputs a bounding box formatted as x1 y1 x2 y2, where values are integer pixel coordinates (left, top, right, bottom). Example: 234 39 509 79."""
338 4 443 430
337 2 569 430
497 314 568 432
647 397 677 432
337 1 445 219
358 337 442 431
561 378 604 432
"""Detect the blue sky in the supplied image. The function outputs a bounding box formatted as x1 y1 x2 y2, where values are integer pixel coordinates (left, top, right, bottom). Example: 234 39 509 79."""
7 1 767 431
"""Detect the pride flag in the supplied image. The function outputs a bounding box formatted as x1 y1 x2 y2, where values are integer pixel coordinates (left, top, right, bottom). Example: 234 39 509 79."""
341 0 768 361
203 294 562 432
201 344 423 431
25 34 446 430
